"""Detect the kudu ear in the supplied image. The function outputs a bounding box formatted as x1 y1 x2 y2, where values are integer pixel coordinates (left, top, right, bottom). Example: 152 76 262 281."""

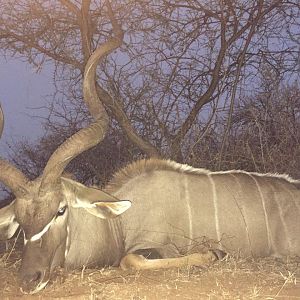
61 177 131 219
0 201 19 240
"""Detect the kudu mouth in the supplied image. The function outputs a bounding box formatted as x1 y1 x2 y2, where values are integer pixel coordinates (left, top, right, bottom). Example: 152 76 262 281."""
19 269 50 294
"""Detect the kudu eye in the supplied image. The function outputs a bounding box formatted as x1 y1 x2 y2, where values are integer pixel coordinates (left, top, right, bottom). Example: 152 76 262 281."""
56 206 67 217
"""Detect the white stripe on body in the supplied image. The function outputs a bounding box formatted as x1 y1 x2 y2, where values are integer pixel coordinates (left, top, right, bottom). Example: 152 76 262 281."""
248 174 272 252
208 174 221 243
228 173 253 254
183 174 193 248
270 185 291 253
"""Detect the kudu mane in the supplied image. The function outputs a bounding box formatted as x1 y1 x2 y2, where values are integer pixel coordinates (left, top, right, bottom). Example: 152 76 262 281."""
104 158 299 194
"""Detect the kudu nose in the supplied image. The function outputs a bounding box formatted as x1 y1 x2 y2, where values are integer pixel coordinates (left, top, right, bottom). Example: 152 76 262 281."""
22 270 42 284
19 266 50 294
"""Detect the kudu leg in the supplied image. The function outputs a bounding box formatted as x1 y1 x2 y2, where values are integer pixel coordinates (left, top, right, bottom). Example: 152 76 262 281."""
120 251 219 270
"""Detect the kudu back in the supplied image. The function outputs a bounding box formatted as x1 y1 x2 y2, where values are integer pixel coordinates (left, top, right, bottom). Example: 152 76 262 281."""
0 20 300 297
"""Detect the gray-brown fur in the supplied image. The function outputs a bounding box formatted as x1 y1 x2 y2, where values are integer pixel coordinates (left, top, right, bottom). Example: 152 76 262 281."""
56 159 300 271
1 158 300 294
108 159 300 259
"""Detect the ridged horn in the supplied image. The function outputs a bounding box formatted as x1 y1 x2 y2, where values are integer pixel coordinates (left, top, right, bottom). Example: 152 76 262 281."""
39 24 123 191
0 104 29 197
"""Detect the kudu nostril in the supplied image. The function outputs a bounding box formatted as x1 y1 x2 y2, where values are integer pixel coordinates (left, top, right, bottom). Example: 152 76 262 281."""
23 271 42 284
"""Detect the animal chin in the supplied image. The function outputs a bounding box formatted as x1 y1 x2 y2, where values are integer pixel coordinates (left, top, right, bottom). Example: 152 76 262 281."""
20 270 50 294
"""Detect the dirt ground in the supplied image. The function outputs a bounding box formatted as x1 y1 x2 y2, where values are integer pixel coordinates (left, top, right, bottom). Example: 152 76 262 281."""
0 245 299 300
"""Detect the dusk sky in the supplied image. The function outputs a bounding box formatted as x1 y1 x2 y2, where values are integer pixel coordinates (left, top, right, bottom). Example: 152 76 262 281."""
0 57 53 156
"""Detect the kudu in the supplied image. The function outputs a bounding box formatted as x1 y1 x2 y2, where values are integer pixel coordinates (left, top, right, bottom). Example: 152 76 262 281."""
1 22 300 298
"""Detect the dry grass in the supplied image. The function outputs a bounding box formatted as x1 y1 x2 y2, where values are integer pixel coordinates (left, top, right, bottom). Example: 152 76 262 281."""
0 243 299 299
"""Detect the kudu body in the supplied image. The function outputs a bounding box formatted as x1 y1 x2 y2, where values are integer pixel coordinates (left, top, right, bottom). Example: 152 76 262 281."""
0 7 300 293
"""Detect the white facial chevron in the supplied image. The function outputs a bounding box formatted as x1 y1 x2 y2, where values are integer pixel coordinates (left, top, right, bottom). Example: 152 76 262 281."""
30 216 56 242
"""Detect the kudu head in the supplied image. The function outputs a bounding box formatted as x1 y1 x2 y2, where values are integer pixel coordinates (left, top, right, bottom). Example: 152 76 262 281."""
0 14 131 294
